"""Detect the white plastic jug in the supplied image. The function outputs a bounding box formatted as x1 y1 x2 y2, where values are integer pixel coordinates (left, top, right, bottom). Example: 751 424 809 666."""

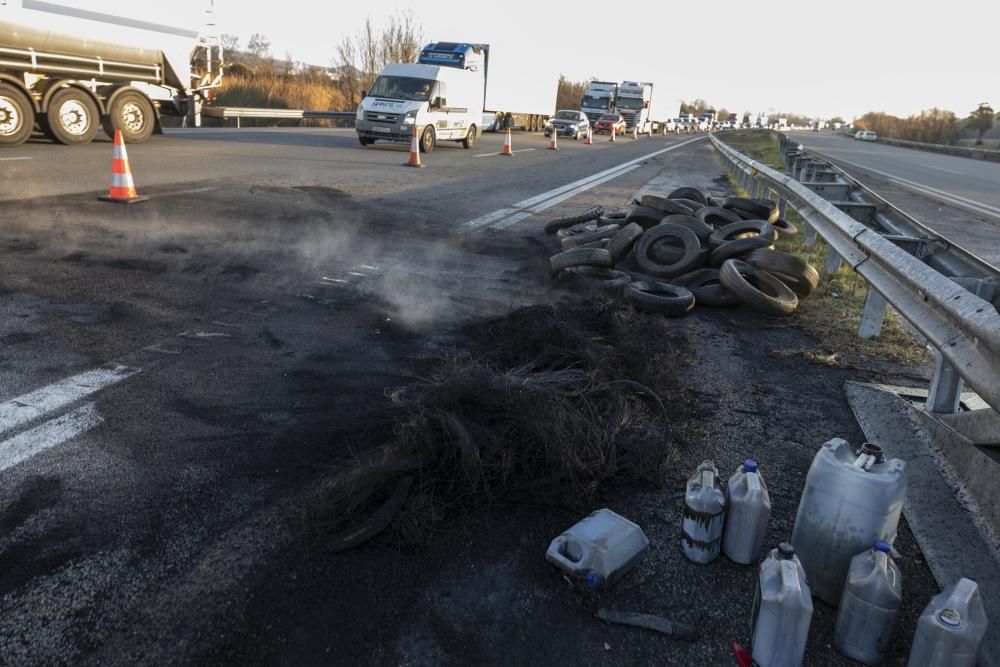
907 578 988 667
681 460 727 564
834 540 902 665
751 543 813 667
545 508 649 590
722 459 771 565
791 438 906 604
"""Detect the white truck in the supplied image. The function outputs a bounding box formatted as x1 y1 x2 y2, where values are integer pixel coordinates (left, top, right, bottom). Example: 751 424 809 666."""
355 42 554 152
0 0 221 146
580 81 618 127
616 81 652 133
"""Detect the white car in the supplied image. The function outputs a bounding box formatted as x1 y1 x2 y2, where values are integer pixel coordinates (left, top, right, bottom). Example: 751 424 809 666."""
855 130 877 142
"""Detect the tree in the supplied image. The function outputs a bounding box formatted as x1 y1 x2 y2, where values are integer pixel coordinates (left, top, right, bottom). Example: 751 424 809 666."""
679 99 713 115
828 116 845 126
555 75 588 113
247 33 271 60
967 102 994 146
220 33 240 53
335 12 424 107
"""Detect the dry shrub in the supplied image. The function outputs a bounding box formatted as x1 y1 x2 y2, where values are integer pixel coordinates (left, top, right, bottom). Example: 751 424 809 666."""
302 301 688 552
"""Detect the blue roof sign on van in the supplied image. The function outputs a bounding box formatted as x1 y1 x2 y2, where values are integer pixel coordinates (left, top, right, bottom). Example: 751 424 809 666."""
418 42 487 70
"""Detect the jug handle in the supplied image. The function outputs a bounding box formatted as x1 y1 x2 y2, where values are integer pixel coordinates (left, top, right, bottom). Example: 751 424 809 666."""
547 537 584 574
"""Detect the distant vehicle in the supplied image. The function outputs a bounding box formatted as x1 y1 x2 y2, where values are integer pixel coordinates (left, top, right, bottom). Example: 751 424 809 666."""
617 81 670 134
580 81 618 127
594 113 626 135
544 110 590 139
855 130 877 142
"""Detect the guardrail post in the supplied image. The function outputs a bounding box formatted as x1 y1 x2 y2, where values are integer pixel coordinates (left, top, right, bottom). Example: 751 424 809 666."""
926 351 964 414
824 246 843 273
777 197 787 219
858 286 889 338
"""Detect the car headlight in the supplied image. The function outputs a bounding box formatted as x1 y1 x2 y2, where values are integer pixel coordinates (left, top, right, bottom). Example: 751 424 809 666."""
402 110 417 125
355 107 364 121
544 120 552 128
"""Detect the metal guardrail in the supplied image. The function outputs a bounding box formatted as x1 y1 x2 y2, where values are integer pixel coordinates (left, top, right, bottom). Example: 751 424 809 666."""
875 136 1000 163
710 134 1000 416
201 107 355 128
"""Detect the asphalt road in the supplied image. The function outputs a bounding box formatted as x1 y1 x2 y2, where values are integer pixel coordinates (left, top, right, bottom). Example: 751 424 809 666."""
0 128 944 664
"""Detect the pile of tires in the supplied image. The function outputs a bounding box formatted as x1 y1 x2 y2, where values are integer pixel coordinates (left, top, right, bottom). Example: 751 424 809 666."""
544 188 819 318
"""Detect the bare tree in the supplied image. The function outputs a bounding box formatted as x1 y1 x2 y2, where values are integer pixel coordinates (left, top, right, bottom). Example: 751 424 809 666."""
555 75 588 113
335 12 424 108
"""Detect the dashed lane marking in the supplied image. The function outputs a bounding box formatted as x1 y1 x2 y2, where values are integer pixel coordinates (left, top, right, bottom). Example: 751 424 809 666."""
0 403 102 473
0 157 31 162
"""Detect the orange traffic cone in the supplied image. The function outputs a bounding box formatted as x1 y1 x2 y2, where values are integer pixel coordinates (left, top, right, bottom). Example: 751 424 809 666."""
609 126 616 143
584 125 593 145
403 126 424 168
548 126 558 150
500 127 513 156
98 130 147 203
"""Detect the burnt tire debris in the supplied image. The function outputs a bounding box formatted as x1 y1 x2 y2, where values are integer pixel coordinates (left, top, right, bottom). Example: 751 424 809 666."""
545 187 819 317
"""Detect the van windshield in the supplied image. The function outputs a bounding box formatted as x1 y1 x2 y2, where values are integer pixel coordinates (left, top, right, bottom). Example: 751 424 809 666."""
369 76 436 102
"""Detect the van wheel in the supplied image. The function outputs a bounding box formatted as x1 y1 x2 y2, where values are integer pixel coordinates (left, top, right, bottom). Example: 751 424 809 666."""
420 126 435 153
102 91 155 143
358 136 374 146
462 124 476 149
0 83 33 146
44 88 99 145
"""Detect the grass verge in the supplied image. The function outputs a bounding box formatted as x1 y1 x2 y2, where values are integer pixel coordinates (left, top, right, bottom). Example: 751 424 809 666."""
723 131 928 366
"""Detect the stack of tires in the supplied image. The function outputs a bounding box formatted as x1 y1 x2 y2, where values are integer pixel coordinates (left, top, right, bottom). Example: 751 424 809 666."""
545 187 819 318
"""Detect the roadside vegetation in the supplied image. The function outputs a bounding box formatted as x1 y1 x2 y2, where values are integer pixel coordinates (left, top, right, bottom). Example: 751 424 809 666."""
723 131 928 366
853 103 999 148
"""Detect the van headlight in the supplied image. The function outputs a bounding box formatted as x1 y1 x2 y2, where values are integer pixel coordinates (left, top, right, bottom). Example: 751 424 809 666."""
355 107 364 121
402 110 417 125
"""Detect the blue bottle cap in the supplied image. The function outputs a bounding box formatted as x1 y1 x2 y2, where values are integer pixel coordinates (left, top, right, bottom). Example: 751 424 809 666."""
742 459 758 473
872 539 892 553
584 572 604 590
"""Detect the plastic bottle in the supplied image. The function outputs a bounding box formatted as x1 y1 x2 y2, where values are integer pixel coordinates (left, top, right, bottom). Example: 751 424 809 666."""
833 540 902 665
681 460 727 564
907 578 988 667
791 438 907 604
751 543 813 667
722 459 771 565
545 508 649 590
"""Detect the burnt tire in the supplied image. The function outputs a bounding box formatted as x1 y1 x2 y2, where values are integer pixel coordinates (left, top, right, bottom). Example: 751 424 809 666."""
709 237 774 266
709 220 778 249
543 206 605 233
696 206 743 229
723 196 779 224
624 281 696 317
671 268 740 307
668 187 708 205
660 214 713 244
556 222 598 239
746 248 819 298
634 223 703 278
605 204 637 220
608 222 644 262
667 197 706 213
720 259 798 316
549 247 613 274
560 224 620 249
625 206 667 229
639 194 694 215
558 266 631 293
771 217 799 236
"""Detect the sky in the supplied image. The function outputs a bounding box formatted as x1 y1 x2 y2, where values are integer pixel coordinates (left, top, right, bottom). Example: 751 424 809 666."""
210 0 998 120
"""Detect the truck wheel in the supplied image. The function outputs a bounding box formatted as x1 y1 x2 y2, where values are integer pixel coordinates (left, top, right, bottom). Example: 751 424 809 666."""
358 136 374 146
420 126 435 153
43 88 99 145
462 124 476 149
102 91 155 143
0 83 33 146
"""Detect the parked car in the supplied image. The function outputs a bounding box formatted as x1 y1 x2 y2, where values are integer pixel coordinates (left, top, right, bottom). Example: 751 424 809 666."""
855 130 877 142
544 110 590 139
593 113 627 135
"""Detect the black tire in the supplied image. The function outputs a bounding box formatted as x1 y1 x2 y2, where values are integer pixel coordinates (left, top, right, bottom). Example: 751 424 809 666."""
625 205 667 229
558 266 631 293
462 124 477 149
102 90 155 143
43 87 99 145
0 83 34 146
543 207 605 233
670 268 739 307
624 281 696 317
720 259 798 316
560 224 620 249
634 223 703 278
660 214 713 243
709 237 774 266
771 217 799 236
605 204 637 220
549 247 613 274
696 206 743 229
358 136 374 146
420 126 436 153
723 196 779 224
639 194 694 215
608 222 644 262
667 197 706 213
668 187 708 205
709 220 778 249
746 248 819 298
556 222 598 239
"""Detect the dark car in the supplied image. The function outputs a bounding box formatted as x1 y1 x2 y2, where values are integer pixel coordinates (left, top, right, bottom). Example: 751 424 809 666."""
544 110 590 140
594 113 626 135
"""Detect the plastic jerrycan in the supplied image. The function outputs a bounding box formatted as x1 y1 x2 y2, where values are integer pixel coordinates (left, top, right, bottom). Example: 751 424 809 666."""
907 578 988 667
791 439 906 604
681 460 727 564
545 508 649 591
722 459 771 565
834 540 902 665
751 543 813 667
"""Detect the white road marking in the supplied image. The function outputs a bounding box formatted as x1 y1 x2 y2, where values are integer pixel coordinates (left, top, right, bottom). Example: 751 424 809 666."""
359 264 379 270
926 165 963 175
321 276 349 284
161 186 218 196
0 157 31 162
0 366 137 436
461 135 704 232
184 331 231 339
0 403 102 473
473 148 537 157
347 271 366 277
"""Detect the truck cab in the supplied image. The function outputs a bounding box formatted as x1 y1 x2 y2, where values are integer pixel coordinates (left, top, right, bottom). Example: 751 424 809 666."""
616 81 653 133
580 81 618 127
355 42 485 152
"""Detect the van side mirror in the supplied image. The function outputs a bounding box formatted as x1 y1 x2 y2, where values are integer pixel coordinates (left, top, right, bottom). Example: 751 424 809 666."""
430 96 443 110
